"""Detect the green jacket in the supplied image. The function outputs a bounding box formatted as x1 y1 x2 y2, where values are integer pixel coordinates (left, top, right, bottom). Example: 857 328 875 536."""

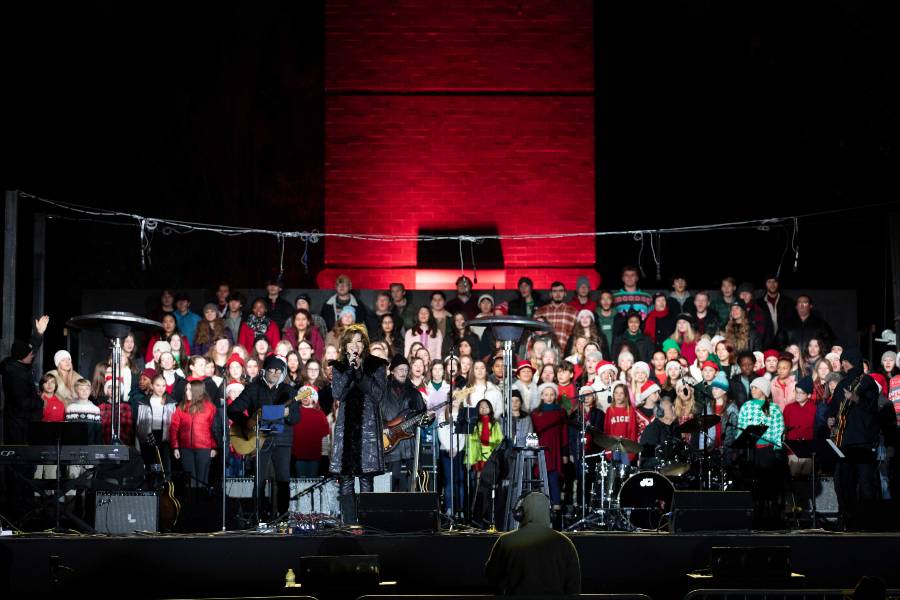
467 420 504 466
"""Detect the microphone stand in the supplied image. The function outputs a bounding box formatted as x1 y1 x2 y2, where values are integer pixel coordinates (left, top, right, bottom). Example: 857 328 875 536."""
447 348 456 524
220 378 227 531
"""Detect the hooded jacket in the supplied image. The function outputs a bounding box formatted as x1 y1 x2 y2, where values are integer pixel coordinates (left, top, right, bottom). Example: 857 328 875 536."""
0 332 44 443
828 356 881 449
485 492 581 595
328 354 388 476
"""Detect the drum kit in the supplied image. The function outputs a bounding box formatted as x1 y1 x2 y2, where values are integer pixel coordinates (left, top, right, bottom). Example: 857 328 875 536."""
568 414 735 532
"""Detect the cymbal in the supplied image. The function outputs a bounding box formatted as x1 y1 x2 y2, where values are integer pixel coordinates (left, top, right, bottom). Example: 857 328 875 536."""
678 414 721 435
593 434 642 454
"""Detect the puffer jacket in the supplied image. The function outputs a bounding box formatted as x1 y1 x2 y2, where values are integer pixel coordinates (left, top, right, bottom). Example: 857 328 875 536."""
169 401 223 450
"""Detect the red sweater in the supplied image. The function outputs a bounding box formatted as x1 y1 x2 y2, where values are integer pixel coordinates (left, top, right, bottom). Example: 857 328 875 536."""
170 401 218 450
238 321 281 352
604 404 638 441
783 399 817 441
292 406 331 461
42 395 66 422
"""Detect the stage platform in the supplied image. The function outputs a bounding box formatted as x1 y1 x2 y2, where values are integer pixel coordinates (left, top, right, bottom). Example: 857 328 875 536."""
2 530 898 600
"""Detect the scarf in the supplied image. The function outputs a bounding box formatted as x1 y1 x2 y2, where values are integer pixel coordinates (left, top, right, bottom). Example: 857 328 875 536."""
480 415 492 446
643 307 669 340
246 313 270 338
430 380 443 391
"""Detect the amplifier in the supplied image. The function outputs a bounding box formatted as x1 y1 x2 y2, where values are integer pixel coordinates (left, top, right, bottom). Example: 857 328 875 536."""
289 474 390 515
225 477 269 498
670 490 753 533
358 492 439 533
94 491 158 534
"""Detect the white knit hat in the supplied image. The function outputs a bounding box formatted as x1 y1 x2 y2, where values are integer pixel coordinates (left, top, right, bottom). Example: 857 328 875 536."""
537 382 559 399
54 349 72 367
631 361 651 377
153 340 172 355
225 382 245 399
617 351 634 364
576 309 595 323
750 377 771 398
695 338 714 353
665 360 682 373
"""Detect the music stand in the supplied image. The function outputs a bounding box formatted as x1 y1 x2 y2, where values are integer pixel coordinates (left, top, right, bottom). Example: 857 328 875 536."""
784 439 817 528
465 316 552 439
731 424 768 450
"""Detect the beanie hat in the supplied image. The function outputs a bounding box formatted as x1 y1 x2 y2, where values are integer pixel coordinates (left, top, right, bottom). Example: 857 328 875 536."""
763 349 781 362
477 294 495 307
795 376 814 395
53 349 72 367
636 380 661 404
596 361 618 378
825 352 840 362
737 282 754 295
665 360 682 373
515 360 535 375
576 309 595 323
730 298 747 310
750 377 771 397
881 351 897 365
701 360 719 372
710 335 725 349
10 340 33 361
389 354 409 371
338 305 357 321
711 372 730 392
152 340 172 355
662 339 681 354
631 361 651 377
202 303 218 314
576 276 590 290
141 367 157 380
617 351 635 364
262 355 286 372
695 338 714 354
537 382 558 399
225 353 245 368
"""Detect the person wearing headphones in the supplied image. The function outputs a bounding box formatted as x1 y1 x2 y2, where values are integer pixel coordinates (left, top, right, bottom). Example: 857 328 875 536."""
485 491 581 595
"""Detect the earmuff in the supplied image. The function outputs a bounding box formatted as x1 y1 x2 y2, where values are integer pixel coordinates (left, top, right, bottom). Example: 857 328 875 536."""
512 491 553 522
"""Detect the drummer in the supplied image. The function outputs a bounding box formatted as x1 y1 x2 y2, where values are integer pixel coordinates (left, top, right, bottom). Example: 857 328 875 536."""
638 396 679 468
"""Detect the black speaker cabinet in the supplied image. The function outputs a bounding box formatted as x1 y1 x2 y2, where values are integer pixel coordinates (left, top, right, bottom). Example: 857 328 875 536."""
357 492 439 533
670 490 752 533
300 555 380 589
94 491 158 533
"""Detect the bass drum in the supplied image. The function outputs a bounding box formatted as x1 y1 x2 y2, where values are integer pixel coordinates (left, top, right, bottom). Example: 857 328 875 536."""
617 471 674 530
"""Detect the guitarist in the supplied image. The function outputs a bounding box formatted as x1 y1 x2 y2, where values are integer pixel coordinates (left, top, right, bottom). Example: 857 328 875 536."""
382 355 426 492
827 348 881 529
228 355 300 517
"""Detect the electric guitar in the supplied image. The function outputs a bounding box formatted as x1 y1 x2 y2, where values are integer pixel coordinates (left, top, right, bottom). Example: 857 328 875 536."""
832 374 864 447
145 431 180 530
382 386 474 455
230 387 312 456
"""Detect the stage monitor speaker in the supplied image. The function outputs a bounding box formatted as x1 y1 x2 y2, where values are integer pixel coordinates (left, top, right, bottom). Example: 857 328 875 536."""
711 546 792 579
299 555 380 589
94 491 158 533
669 490 752 533
358 492 439 533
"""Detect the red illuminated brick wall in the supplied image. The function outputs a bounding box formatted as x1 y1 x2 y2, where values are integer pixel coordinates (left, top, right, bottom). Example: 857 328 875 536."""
320 0 596 290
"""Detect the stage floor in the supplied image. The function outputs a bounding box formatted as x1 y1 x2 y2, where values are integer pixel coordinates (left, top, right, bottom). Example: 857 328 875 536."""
2 529 899 599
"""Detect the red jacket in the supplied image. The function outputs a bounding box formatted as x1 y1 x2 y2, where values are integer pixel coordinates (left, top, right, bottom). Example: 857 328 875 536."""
291 406 331 461
238 321 281 352
169 401 219 450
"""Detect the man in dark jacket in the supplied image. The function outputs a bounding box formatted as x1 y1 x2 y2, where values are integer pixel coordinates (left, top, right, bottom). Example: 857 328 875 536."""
321 274 370 332
445 275 479 321
611 312 654 363
263 278 294 330
691 291 722 337
381 355 426 492
228 354 300 517
758 275 794 342
507 277 545 318
776 294 836 351
1 315 49 444
827 348 881 530
485 492 581 595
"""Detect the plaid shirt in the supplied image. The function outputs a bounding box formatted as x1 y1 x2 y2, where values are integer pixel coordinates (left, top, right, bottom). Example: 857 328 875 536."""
100 401 135 446
534 302 578 350
737 398 784 449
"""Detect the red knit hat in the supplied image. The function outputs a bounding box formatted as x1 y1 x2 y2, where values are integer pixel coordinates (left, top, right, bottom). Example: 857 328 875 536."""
763 349 780 361
225 353 245 368
701 360 719 372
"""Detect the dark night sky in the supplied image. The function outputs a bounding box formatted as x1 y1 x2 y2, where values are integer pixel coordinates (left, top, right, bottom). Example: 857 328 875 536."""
2 2 899 343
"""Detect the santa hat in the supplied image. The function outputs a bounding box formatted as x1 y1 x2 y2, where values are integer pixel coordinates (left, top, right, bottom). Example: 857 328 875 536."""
515 360 535 375
701 360 719 372
576 309 595 323
631 361 651 377
53 349 72 367
636 381 661 404
753 351 765 364
750 377 771 397
595 361 618 378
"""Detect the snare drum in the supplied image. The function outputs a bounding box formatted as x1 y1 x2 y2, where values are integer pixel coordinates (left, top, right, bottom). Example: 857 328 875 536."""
617 471 674 530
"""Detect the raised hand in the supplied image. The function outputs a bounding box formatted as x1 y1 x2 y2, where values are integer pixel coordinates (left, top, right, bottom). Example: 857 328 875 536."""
35 315 50 335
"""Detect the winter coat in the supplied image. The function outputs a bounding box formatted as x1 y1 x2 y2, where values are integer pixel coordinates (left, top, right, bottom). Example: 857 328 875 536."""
0 332 43 443
508 293 546 318
264 296 295 334
169 401 223 450
758 293 795 340
382 378 426 462
135 395 177 442
531 407 569 473
328 354 388 476
828 369 881 449
777 312 836 352
611 331 654 363
320 293 370 332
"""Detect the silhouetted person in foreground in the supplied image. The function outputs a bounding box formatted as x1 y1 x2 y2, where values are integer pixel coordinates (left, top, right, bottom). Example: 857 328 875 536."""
485 492 581 596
